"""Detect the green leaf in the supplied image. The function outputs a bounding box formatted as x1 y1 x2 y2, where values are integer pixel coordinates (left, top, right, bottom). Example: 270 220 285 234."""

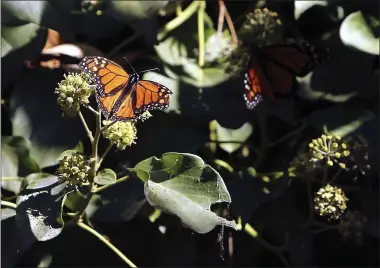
72 141 84 154
2 0 73 41
294 1 328 20
306 104 375 137
212 120 253 153
94 169 117 185
1 208 16 221
105 1 169 20
340 11 380 55
16 173 72 241
56 150 79 162
1 139 19 178
105 1 169 45
154 11 234 88
1 136 40 194
134 152 237 234
64 191 86 212
1 23 42 57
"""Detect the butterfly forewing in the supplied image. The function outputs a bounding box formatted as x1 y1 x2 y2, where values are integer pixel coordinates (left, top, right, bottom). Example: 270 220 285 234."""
79 56 129 97
243 41 330 110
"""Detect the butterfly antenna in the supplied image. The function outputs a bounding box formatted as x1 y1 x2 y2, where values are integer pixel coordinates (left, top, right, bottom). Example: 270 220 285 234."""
123 57 136 73
139 68 160 74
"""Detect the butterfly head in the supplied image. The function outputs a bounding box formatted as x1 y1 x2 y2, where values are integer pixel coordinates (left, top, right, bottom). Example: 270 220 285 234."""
130 72 140 84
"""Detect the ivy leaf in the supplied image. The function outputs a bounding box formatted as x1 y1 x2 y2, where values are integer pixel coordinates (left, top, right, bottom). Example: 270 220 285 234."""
1 136 40 194
212 120 253 153
1 208 16 221
94 169 117 185
155 11 233 88
133 152 237 234
340 11 380 55
16 173 72 241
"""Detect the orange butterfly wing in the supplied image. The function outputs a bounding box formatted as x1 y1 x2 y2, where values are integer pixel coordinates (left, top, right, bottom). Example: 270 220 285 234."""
96 90 138 121
98 79 172 122
244 53 275 110
79 56 129 96
134 80 172 113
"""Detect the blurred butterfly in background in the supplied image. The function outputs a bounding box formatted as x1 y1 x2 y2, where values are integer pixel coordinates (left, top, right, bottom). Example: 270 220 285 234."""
243 40 330 109
79 56 172 121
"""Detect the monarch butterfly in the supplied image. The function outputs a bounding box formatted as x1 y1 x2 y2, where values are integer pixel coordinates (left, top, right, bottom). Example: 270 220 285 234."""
243 40 329 109
79 56 172 121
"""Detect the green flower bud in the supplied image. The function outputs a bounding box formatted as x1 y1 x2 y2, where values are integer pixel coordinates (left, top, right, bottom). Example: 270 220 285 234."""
56 152 91 188
314 184 348 220
55 72 93 116
102 120 138 151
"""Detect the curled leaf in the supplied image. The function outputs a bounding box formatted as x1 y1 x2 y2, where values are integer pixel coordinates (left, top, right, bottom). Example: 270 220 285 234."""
134 152 237 234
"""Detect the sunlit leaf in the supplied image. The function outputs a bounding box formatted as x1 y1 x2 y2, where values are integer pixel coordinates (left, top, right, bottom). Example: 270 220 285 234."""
94 169 117 185
212 120 253 153
340 11 380 55
134 152 236 234
16 173 72 241
294 1 328 20
1 208 17 221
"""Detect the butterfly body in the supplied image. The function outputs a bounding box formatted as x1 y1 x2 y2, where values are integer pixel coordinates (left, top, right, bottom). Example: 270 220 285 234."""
79 56 172 122
243 41 329 110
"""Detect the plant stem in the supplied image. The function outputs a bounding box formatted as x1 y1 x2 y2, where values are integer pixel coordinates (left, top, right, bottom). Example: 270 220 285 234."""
76 109 102 222
1 200 17 208
217 0 226 39
323 165 328 184
85 105 100 115
1 177 22 181
78 110 94 142
93 175 130 193
176 1 182 16
219 0 238 46
77 221 137 267
97 144 113 168
158 1 200 41
197 1 206 67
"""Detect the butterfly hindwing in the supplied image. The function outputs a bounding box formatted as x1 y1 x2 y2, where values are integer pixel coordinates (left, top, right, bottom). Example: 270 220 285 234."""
134 80 172 113
243 54 275 110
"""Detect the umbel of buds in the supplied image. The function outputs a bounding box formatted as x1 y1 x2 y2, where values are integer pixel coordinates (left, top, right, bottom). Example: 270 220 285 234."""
56 152 91 188
309 134 351 169
239 8 283 46
102 120 137 151
55 73 93 116
314 184 348 220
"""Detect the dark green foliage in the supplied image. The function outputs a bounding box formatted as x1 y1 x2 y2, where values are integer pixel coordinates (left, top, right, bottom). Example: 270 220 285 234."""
1 1 379 267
